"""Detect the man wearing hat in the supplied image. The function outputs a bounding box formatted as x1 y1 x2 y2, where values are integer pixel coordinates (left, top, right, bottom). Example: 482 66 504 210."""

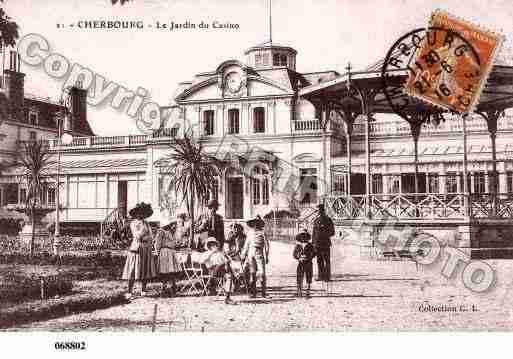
312 203 335 282
197 199 226 251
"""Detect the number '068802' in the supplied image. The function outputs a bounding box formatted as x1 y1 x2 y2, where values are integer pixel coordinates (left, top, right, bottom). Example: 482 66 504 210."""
54 342 86 350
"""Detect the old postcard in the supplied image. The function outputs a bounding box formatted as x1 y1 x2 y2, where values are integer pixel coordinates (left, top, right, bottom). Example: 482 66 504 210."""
1 0 513 351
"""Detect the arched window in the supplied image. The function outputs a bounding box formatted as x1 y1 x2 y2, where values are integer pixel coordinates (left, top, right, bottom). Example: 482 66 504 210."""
251 166 270 205
206 176 219 202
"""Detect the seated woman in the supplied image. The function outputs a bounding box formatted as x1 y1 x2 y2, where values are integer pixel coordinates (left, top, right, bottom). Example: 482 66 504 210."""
201 237 236 305
154 218 181 297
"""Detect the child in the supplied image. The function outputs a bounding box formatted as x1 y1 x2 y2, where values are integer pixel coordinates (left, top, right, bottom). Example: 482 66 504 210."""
241 215 269 298
201 237 236 305
226 222 246 260
293 227 316 298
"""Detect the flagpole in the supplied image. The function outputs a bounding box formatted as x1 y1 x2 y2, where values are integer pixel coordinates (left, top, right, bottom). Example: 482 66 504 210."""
269 0 272 45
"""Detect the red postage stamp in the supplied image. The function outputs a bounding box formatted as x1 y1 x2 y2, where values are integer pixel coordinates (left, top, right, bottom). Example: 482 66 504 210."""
404 10 504 113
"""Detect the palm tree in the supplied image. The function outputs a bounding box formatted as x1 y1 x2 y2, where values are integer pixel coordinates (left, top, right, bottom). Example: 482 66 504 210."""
17 140 52 257
158 131 223 246
0 2 19 49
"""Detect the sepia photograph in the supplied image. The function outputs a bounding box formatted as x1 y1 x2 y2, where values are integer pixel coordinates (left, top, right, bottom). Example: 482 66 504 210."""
0 0 513 349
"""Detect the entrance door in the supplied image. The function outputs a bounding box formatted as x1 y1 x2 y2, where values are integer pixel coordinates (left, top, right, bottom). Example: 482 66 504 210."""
227 177 243 219
118 181 128 218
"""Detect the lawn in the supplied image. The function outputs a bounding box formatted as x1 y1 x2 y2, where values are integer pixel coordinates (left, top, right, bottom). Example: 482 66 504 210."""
0 255 129 328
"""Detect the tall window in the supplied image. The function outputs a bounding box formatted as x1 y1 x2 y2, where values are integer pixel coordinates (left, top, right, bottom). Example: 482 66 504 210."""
473 172 486 193
272 53 287 66
262 53 269 66
446 173 458 193
255 54 262 67
427 174 439 193
388 175 401 194
228 109 240 134
332 174 346 193
273 54 280 66
299 168 318 204
253 107 265 133
29 131 37 141
251 166 269 205
372 174 383 194
203 110 214 136
507 172 513 194
48 187 56 205
207 177 219 202
29 112 38 125
20 188 27 204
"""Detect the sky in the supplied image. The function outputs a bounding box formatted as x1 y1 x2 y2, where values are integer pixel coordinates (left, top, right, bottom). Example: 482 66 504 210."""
3 0 513 135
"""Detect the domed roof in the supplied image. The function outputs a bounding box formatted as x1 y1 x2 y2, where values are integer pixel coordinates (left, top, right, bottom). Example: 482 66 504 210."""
244 42 297 55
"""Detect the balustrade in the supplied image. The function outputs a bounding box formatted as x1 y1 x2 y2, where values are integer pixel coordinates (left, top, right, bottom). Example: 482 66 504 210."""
325 192 513 220
293 119 321 132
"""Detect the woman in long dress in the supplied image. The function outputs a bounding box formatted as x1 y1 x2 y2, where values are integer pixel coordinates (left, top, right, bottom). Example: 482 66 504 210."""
121 202 156 299
154 218 181 297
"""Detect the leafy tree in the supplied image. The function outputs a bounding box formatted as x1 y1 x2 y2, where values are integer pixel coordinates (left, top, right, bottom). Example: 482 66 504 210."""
158 131 223 246
17 140 52 257
0 1 19 48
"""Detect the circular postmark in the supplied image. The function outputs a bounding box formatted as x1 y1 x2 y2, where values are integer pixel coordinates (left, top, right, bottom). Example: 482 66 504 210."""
380 27 482 121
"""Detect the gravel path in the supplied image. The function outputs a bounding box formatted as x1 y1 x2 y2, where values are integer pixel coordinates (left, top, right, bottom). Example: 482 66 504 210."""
11 240 513 331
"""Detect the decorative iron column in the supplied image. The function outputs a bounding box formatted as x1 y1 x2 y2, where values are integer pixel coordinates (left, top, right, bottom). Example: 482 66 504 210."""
462 114 470 217
409 121 422 195
477 109 504 217
337 108 358 196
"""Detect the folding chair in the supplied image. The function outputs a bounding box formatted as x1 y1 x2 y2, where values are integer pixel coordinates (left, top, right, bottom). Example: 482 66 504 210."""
178 255 209 296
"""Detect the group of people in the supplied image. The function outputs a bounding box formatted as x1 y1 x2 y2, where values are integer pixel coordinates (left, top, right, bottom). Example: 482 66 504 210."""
121 199 270 305
121 199 334 303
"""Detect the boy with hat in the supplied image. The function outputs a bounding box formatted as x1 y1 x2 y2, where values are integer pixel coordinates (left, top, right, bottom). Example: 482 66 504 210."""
293 227 316 297
201 237 236 305
241 215 269 298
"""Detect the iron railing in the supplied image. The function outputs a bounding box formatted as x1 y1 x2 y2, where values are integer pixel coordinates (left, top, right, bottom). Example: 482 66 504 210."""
325 193 513 220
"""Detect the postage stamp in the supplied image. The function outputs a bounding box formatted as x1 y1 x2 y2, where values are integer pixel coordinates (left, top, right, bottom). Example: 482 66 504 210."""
404 10 504 113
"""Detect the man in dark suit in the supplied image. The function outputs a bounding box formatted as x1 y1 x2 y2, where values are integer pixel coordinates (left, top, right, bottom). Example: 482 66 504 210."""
312 203 335 281
197 199 226 250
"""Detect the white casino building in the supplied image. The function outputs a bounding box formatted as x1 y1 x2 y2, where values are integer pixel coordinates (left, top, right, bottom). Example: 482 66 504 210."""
1 41 513 253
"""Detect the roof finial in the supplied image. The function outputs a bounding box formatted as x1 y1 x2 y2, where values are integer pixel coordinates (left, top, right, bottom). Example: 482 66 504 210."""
346 62 352 89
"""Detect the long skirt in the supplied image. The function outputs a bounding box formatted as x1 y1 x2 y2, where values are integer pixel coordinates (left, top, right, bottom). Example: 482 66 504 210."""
122 246 156 280
157 248 181 274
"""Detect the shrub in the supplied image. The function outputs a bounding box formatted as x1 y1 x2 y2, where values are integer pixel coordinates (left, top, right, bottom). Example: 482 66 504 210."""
0 272 73 304
0 251 126 268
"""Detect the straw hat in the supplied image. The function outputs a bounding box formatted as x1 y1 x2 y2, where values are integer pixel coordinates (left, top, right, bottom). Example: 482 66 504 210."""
205 237 219 248
247 215 265 229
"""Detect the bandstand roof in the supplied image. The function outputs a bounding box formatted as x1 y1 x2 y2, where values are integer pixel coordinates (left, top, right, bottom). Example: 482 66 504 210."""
299 65 513 113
